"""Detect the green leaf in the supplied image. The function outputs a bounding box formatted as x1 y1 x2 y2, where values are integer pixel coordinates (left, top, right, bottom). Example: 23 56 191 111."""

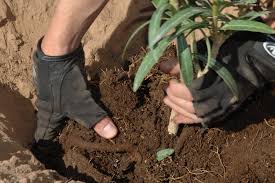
156 148 175 161
197 55 239 98
205 37 211 69
133 36 172 92
177 36 193 86
240 11 269 20
175 21 208 37
149 4 172 48
133 20 207 92
196 0 212 8
221 20 275 34
152 0 169 8
223 13 238 20
150 7 205 47
122 21 150 59
232 0 257 5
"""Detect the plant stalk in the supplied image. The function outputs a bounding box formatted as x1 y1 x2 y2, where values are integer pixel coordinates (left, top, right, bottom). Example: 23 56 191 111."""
210 0 224 64
167 0 180 135
211 0 218 43
169 0 179 10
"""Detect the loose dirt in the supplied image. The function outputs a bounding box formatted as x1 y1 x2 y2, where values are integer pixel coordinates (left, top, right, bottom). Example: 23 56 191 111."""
34 48 275 182
0 0 274 182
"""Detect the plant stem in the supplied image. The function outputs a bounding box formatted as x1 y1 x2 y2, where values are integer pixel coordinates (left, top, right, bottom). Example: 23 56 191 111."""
168 110 179 135
200 0 227 75
211 0 218 43
201 0 228 75
211 0 225 64
169 0 179 10
168 0 180 135
190 31 197 61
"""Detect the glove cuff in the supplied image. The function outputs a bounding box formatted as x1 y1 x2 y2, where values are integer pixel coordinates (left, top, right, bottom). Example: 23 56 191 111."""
35 37 84 62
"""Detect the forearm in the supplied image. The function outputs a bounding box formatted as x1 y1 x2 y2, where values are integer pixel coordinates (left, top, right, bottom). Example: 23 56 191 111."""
42 0 108 56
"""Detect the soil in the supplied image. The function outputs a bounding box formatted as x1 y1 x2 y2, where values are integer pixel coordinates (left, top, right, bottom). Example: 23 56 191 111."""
0 0 274 182
35 48 275 183
0 85 65 183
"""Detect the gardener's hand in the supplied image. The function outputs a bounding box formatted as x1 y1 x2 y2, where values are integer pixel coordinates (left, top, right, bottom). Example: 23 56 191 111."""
160 32 275 127
160 60 202 124
262 13 275 29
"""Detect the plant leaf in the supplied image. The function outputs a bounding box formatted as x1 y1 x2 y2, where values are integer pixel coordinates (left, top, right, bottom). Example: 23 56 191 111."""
197 55 239 98
152 0 169 8
205 37 212 69
149 4 172 48
175 21 208 37
221 20 275 34
232 0 257 5
133 20 207 92
133 36 172 92
177 35 193 86
240 11 269 20
156 148 175 161
151 7 205 47
122 21 150 59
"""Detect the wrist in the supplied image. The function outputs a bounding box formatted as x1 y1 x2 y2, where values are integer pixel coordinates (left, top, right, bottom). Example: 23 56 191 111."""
41 35 80 56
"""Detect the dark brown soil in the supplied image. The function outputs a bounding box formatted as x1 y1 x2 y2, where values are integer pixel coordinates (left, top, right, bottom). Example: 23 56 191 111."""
39 49 275 183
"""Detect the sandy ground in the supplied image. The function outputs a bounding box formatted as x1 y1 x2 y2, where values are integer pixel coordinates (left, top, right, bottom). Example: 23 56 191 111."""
0 85 64 182
0 0 150 181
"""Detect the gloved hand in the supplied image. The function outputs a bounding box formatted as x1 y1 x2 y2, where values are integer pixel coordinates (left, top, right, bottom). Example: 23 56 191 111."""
33 39 117 141
161 32 275 127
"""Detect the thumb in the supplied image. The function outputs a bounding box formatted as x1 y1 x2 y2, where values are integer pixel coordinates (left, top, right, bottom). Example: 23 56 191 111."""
159 58 180 76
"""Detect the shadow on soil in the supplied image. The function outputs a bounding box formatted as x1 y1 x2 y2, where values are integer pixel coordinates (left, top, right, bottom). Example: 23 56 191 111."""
217 86 275 132
86 0 152 77
0 85 35 146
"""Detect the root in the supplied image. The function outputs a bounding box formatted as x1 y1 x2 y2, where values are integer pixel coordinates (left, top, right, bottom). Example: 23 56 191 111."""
68 136 142 163
168 110 179 135
264 119 275 129
211 146 226 179
185 167 217 176
250 130 264 151
65 150 112 183
164 167 219 182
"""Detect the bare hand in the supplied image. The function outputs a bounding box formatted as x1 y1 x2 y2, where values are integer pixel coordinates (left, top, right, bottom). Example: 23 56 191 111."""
159 59 201 124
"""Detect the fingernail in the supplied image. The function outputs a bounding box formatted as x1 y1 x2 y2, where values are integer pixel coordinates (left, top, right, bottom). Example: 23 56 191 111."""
103 123 114 132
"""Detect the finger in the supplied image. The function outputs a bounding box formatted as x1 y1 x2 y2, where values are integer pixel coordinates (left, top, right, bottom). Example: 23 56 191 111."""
266 20 275 29
159 58 180 75
166 93 195 114
174 114 202 124
166 79 193 101
163 96 199 120
261 14 275 29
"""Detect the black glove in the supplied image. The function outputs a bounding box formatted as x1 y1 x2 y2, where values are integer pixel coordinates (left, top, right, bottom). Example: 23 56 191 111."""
33 39 107 142
189 32 275 127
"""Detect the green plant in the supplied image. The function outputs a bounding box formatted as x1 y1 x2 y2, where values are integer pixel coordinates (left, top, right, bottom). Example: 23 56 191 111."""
124 0 275 136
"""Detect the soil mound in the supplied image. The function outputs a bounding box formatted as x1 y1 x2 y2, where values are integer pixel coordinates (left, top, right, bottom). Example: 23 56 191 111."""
0 85 65 182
